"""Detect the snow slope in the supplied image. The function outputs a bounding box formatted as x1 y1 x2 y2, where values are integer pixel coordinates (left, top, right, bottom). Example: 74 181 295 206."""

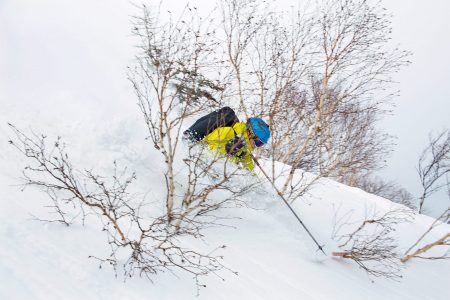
1 1 449 298
1 109 449 300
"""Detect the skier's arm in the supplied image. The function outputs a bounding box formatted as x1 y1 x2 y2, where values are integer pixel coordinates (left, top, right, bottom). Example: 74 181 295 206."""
225 135 246 157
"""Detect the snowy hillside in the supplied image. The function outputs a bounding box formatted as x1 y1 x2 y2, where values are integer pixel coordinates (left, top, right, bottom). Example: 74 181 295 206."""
1 110 449 300
1 1 449 298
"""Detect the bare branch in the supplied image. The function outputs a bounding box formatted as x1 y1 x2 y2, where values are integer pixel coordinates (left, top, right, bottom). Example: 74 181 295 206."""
401 207 450 263
332 205 413 280
417 129 450 213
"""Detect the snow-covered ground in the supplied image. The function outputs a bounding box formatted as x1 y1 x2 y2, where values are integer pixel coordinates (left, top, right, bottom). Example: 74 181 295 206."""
1 1 449 298
1 103 449 300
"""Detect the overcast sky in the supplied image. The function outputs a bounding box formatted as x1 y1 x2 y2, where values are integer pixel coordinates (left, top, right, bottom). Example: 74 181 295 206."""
1 0 449 216
377 0 450 216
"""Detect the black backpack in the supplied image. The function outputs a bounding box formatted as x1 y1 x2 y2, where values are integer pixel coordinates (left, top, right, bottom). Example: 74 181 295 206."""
183 107 239 143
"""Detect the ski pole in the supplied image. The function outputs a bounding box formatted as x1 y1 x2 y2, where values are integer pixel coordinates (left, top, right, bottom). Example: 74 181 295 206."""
249 153 326 255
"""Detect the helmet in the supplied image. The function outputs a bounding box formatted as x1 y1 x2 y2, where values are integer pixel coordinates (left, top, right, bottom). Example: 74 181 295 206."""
247 117 270 145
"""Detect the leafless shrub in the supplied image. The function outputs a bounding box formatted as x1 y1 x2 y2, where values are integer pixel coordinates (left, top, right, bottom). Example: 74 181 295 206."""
174 145 260 231
128 0 409 208
129 3 262 229
130 4 219 223
8 124 235 288
401 207 450 263
417 129 450 213
218 0 409 202
346 129 450 215
332 205 413 279
9 3 269 289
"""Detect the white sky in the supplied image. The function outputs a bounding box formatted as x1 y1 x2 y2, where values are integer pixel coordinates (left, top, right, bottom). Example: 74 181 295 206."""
378 0 450 216
1 0 449 216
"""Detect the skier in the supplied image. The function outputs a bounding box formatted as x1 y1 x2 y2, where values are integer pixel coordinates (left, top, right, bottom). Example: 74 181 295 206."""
184 109 326 255
183 107 270 170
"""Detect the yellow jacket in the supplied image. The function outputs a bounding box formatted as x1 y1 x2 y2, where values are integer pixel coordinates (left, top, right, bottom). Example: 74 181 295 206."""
203 122 254 170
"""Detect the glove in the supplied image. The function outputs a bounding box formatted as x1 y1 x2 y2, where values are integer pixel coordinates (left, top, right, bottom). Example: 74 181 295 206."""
225 135 246 157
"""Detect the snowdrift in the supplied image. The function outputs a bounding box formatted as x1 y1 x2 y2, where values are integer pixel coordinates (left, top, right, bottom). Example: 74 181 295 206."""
1 114 449 300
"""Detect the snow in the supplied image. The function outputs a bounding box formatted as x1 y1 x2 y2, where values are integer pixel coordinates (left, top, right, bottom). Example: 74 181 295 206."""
1 106 450 300
1 1 449 299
